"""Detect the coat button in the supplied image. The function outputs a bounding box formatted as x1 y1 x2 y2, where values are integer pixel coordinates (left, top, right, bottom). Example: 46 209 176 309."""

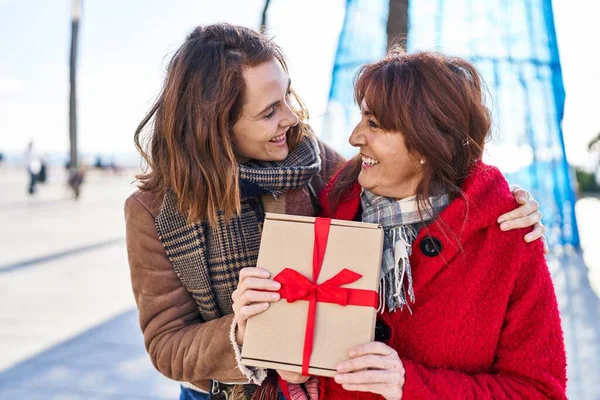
375 320 391 342
420 236 442 257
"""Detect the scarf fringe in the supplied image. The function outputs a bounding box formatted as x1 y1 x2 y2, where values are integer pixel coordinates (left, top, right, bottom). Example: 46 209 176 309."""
361 191 449 314
378 226 417 313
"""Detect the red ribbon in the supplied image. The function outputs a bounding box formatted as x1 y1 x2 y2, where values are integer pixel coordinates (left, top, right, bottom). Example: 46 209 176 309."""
273 218 378 375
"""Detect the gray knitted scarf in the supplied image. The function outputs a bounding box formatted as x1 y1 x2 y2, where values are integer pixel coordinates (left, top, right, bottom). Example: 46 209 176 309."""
361 191 449 313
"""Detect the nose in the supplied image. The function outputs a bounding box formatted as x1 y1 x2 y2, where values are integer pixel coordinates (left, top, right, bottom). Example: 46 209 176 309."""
281 101 300 128
349 125 366 148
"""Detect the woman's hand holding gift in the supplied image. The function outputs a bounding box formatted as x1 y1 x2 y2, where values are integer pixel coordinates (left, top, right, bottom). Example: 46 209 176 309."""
232 267 281 345
335 341 405 400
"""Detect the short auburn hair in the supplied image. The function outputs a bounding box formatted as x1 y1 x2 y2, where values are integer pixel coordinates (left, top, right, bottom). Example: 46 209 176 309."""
330 49 491 215
134 23 309 225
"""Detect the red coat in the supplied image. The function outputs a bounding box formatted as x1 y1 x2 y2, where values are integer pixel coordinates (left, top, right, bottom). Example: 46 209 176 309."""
281 162 566 399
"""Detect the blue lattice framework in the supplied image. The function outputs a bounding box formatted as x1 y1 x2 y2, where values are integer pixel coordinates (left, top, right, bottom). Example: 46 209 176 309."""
325 0 579 248
407 0 579 248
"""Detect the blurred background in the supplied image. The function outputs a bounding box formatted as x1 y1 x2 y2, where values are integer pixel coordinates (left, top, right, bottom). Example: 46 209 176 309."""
1 0 599 399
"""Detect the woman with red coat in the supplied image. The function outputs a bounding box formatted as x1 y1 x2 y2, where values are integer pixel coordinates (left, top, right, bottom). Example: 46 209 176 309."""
279 50 567 399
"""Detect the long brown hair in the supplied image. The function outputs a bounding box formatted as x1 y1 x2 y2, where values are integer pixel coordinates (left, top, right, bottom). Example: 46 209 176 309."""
330 49 491 218
134 23 309 225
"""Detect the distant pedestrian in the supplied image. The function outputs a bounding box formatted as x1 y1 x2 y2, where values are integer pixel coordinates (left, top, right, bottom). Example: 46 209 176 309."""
37 157 48 183
25 141 41 195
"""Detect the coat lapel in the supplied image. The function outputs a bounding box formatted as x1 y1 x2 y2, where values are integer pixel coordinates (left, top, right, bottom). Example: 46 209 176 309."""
155 193 221 321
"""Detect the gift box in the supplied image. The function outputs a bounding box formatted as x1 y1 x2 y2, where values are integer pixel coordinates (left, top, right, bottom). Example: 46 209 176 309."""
240 213 383 377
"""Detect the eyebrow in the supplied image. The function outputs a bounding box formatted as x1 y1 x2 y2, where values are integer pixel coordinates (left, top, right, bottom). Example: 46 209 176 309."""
255 78 292 118
360 102 373 116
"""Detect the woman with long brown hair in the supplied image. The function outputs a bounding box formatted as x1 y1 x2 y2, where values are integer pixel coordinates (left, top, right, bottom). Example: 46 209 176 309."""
277 50 566 399
125 24 546 400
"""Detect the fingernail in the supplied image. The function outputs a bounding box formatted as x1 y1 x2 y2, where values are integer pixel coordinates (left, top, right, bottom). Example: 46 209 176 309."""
336 363 347 372
497 217 505 224
271 293 280 300
263 302 270 309
349 349 358 357
334 375 344 383
262 270 270 278
273 282 281 289
525 235 532 242
500 223 508 231
518 196 527 203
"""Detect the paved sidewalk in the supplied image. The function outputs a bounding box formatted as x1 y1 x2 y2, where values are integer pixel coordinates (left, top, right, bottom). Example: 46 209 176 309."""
558 197 600 400
0 309 178 399
0 166 179 399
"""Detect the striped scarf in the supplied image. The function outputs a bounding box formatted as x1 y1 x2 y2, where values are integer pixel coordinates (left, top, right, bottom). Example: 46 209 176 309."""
287 377 319 400
361 191 449 313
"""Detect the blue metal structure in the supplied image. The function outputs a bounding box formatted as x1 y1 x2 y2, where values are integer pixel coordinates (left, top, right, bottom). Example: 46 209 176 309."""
407 0 579 248
325 0 579 248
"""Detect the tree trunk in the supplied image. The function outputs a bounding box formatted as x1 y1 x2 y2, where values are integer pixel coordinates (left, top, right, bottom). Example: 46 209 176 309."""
387 0 409 50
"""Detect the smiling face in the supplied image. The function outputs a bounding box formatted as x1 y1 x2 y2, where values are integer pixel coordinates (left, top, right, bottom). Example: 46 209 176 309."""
349 99 424 199
231 58 300 163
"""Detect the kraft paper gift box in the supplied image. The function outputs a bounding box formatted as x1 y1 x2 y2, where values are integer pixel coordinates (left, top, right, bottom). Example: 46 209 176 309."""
240 213 383 377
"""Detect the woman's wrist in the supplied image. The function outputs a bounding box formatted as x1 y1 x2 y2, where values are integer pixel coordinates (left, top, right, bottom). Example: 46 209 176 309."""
235 323 244 345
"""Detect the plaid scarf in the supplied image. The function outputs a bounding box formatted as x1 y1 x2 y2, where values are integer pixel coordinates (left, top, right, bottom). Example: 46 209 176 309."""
155 135 322 400
156 134 321 321
239 136 321 198
361 191 449 313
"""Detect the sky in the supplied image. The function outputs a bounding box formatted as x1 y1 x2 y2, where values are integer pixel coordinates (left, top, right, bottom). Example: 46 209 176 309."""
0 0 345 162
0 0 598 170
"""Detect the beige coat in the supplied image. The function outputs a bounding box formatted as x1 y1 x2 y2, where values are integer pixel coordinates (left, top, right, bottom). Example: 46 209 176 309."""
124 140 345 392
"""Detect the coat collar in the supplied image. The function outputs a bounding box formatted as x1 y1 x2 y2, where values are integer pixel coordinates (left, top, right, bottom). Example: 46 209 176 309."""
322 161 518 294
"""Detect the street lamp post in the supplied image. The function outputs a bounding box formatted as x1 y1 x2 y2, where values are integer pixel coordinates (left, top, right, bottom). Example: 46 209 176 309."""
69 0 81 198
260 0 271 33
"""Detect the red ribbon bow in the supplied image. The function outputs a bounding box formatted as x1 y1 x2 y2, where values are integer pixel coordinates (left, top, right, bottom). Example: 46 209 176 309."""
273 218 378 375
